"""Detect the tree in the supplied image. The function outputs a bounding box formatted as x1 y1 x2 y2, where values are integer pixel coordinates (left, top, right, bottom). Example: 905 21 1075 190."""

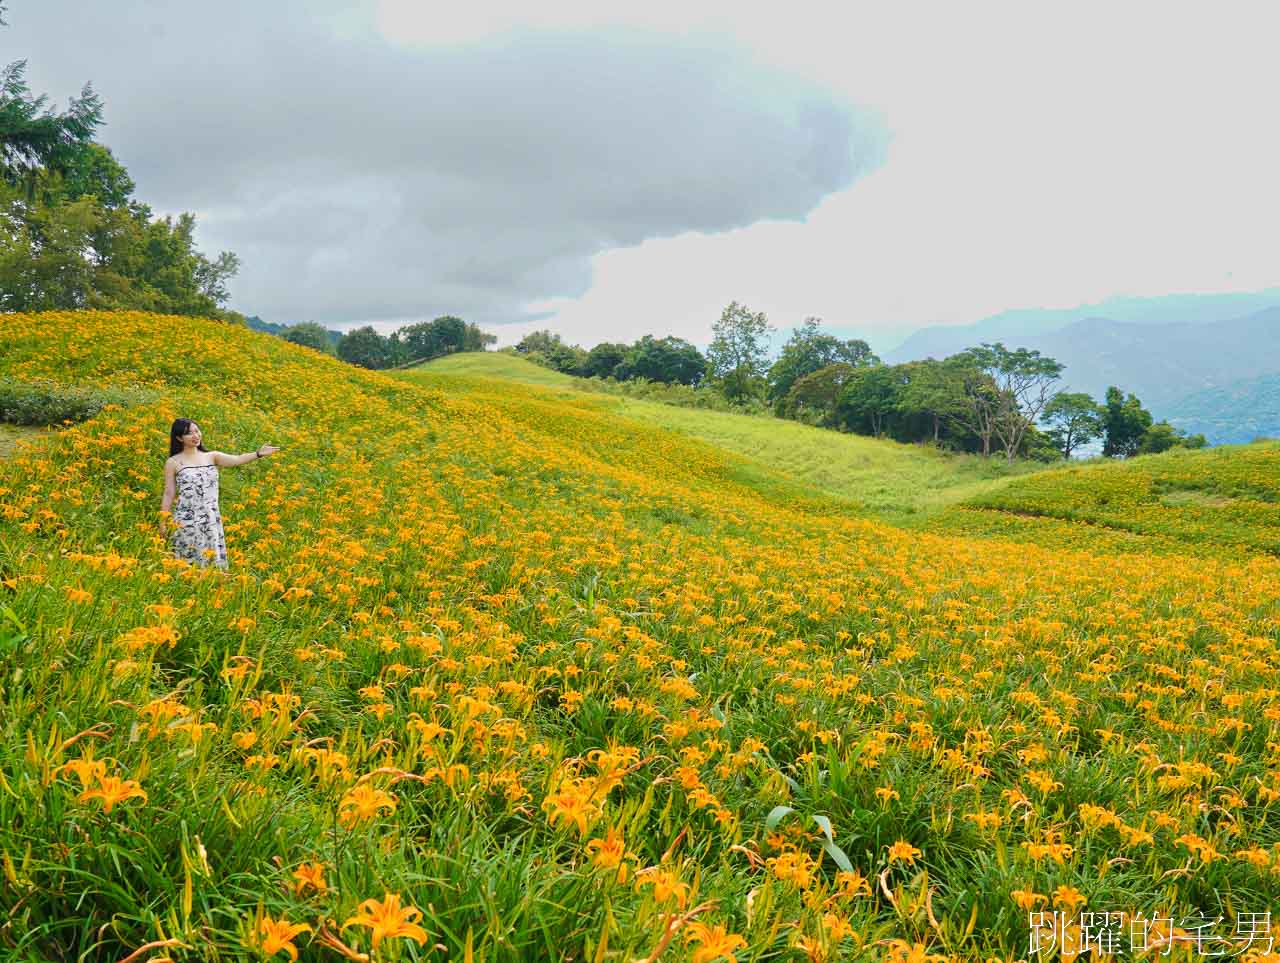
580 342 628 379
948 343 1064 461
1 59 104 195
706 301 773 403
616 336 707 385
837 364 901 437
337 325 394 369
462 322 496 352
895 358 969 444
781 362 858 424
1101 386 1153 458
515 330 565 355
767 317 878 412
1137 421 1209 455
398 315 468 363
283 321 333 354
1042 391 1104 459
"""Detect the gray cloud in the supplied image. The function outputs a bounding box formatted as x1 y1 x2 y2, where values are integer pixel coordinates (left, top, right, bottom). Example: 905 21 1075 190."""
10 1 889 325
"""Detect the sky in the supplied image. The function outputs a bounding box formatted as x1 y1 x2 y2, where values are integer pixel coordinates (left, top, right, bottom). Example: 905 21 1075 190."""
8 0 1279 351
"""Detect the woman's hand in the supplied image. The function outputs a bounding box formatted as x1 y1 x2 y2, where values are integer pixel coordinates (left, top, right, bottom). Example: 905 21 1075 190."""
256 445 281 459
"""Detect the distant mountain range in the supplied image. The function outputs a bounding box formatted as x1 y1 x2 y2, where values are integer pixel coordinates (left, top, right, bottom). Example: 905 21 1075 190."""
882 291 1280 446
1165 374 1280 445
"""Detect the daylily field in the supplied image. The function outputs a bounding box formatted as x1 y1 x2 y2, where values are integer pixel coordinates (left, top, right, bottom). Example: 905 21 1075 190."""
1 311 1278 962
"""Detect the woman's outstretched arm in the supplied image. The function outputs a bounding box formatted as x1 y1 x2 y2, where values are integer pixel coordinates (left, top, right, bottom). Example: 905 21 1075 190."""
212 446 280 468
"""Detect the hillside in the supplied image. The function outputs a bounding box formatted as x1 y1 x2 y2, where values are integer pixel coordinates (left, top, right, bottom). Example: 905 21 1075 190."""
411 352 1046 522
2 311 1280 960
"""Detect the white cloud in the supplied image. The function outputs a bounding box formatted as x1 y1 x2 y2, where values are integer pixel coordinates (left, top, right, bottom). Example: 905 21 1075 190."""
383 0 1280 347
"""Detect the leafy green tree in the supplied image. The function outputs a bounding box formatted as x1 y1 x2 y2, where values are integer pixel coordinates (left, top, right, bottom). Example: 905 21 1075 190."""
283 321 333 354
581 342 628 379
1042 391 1104 459
462 322 496 351
895 358 969 444
781 362 857 424
1 58 103 195
767 317 878 412
948 343 1064 461
515 330 565 355
616 336 706 385
837 364 902 436
337 325 395 369
1101 386 1154 458
1137 421 1209 455
707 301 773 403
399 315 468 362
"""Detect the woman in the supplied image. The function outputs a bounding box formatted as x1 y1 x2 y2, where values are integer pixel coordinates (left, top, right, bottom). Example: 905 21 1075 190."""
160 418 280 569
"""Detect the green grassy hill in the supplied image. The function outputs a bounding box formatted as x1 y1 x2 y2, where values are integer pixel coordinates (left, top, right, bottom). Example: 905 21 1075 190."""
409 352 1046 522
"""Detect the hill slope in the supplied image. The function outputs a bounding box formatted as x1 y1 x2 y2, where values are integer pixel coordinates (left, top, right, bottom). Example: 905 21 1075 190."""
2 311 1279 960
412 352 1046 521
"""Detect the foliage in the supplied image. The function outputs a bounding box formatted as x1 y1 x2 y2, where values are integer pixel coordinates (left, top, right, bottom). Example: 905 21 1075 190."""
836 364 902 437
767 317 878 411
1100 387 1153 458
893 359 972 447
1137 421 1208 455
0 165 240 319
615 335 707 386
0 376 149 425
282 321 333 354
579 342 629 379
1042 392 1104 459
948 343 1064 462
0 58 103 193
336 324 396 369
706 301 774 403
781 362 858 425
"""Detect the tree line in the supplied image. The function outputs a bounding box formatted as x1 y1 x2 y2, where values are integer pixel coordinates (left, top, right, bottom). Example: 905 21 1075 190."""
0 24 240 319
518 301 1207 461
278 316 496 369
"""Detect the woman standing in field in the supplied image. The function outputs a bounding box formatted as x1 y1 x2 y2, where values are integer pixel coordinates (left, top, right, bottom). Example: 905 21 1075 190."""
160 418 279 569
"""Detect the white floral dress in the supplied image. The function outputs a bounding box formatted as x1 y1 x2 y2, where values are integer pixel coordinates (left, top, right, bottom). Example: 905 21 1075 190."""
171 464 228 569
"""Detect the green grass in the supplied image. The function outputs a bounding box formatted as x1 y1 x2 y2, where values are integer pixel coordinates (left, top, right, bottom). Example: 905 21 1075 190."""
0 424 45 459
408 353 1047 523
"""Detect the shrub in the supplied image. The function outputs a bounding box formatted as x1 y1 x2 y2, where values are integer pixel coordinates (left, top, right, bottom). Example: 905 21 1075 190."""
0 378 144 425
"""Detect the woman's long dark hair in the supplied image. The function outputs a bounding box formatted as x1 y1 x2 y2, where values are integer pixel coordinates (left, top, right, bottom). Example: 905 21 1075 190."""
169 418 209 456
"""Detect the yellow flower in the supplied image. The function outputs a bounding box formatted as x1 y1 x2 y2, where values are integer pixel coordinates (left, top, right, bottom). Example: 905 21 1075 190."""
253 914 311 961
634 867 690 908
883 939 949 963
1052 884 1086 912
338 785 396 828
291 861 328 896
1011 889 1047 910
58 750 107 787
684 921 747 963
541 778 601 836
78 775 147 814
343 891 429 950
586 827 632 882
886 839 921 865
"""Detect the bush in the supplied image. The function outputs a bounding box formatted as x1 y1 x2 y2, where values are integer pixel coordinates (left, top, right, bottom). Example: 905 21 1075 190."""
0 377 141 425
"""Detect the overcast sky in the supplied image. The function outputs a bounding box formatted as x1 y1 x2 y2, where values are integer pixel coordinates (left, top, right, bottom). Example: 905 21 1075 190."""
9 1 1278 350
